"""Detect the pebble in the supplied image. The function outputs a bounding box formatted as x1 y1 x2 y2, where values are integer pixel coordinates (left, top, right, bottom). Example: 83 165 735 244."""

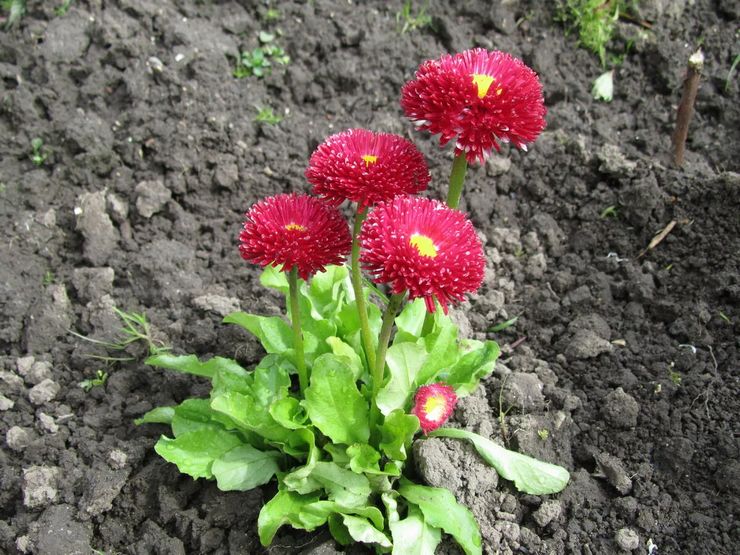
615 527 640 551
135 180 171 218
6 426 31 451
108 449 129 470
28 379 60 406
22 466 60 508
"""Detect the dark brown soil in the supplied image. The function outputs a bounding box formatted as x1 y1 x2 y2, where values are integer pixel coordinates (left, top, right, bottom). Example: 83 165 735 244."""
1 1 738 554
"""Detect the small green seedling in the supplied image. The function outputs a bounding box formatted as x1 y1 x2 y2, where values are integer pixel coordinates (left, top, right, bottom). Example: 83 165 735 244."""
30 138 48 166
669 370 681 386
55 0 72 16
396 0 432 34
537 428 550 440
233 32 290 78
1 0 25 29
42 270 55 286
79 370 108 392
718 311 731 323
70 307 170 362
254 107 283 125
263 7 281 21
600 205 618 218
489 316 519 333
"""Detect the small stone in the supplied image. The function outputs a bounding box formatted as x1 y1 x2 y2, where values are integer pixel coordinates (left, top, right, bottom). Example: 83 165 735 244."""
192 294 240 317
19 360 53 385
22 466 60 508
108 449 129 470
28 379 60 406
532 499 562 527
0 393 14 411
7 426 31 451
565 329 613 360
615 527 640 551
37 412 59 434
135 180 171 218
0 370 25 395
601 387 639 429
595 452 633 495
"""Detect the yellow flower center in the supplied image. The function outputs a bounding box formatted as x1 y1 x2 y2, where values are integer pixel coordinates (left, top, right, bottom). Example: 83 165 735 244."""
423 395 447 422
361 154 378 166
471 74 502 98
285 223 307 232
410 233 438 258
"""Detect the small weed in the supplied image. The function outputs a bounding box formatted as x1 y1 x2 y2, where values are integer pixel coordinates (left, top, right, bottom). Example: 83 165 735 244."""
669 370 682 386
264 7 281 21
396 0 432 34
79 369 108 392
600 205 618 218
726 54 740 92
718 311 731 323
254 106 283 125
70 307 170 362
514 247 525 258
0 182 5 193
537 428 550 440
664 263 674 271
488 316 519 333
233 32 290 78
1 0 25 29
30 138 48 166
55 0 72 16
42 270 55 286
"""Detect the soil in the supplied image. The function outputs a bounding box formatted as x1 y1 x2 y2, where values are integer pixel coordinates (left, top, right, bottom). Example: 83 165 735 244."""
1 1 738 554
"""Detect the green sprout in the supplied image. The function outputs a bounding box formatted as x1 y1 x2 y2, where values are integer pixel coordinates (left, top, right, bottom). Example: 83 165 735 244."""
1 0 26 29
488 316 519 333
396 0 432 34
600 205 618 218
70 307 170 363
254 106 283 125
537 428 550 440
79 370 108 392
30 138 48 166
669 370 682 386
264 7 281 21
55 0 72 16
42 270 55 286
233 32 290 78
719 311 731 323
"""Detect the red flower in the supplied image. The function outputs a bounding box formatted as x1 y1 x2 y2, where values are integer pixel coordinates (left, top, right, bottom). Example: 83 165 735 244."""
239 194 351 280
412 383 458 434
401 48 546 164
359 196 485 313
305 128 430 210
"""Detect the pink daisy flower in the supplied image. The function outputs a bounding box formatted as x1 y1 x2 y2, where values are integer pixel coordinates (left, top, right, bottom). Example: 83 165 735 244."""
412 383 458 435
239 194 352 280
359 196 485 313
305 128 431 210
401 48 546 164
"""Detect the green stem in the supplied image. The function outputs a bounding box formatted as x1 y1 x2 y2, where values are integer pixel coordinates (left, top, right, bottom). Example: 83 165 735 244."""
446 153 469 209
373 293 405 399
288 267 308 393
350 207 376 372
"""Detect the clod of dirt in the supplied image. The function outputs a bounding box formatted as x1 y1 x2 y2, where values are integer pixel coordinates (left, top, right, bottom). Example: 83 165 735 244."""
28 379 60 406
532 499 563 527
42 12 92 63
414 437 499 495
597 144 637 178
135 180 172 218
80 466 131 518
595 452 633 495
75 191 120 266
37 413 58 434
6 426 32 451
601 387 640 429
72 267 115 303
193 292 241 317
22 466 60 509
501 373 546 411
564 329 614 360
17 358 52 386
0 370 25 396
27 504 93 555
615 527 640 551
0 394 14 411
24 283 73 354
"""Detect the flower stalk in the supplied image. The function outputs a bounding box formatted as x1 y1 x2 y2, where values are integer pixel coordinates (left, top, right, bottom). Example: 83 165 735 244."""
373 292 405 400
288 266 308 392
350 208 376 372
446 153 469 210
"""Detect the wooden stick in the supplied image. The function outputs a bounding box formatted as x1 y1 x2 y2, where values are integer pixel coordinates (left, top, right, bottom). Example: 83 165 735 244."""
672 49 704 167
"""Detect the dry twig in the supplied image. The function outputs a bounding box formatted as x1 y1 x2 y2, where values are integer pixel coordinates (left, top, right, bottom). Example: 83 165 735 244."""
672 49 704 167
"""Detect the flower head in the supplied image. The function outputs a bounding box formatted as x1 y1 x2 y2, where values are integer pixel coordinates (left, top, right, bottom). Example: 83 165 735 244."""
359 196 485 313
239 193 352 280
305 128 431 210
401 48 546 164
412 383 458 434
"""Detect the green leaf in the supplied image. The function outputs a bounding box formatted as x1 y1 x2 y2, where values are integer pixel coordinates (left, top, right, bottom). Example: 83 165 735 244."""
390 506 442 555
444 340 500 397
281 429 321 493
398 480 481 555
172 398 223 437
223 312 293 353
298 500 384 530
379 409 419 461
328 513 353 545
211 362 252 396
310 461 372 507
146 354 245 379
430 428 570 495
347 443 381 475
154 429 243 480
135 406 175 426
305 265 348 318
211 391 290 442
342 514 392 549
337 300 381 340
415 316 459 385
252 355 292 399
260 264 289 292
326 336 364 379
258 489 321 546
211 444 280 491
269 397 307 430
302 354 369 445
488 316 518 332
394 298 427 342
323 443 351 466
376 342 427 415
